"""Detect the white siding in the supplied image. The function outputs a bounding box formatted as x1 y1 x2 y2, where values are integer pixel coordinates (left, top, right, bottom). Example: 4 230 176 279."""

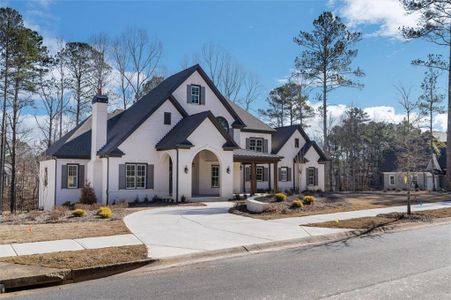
39 159 56 210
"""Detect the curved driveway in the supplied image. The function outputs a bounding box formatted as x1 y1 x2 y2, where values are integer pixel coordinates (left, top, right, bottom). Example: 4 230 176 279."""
124 202 347 259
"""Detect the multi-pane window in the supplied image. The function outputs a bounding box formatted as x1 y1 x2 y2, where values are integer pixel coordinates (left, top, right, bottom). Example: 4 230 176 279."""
256 166 264 182
126 164 147 189
191 85 201 104
211 165 220 188
389 175 395 185
67 164 78 189
249 138 263 152
164 112 171 125
295 138 299 148
412 175 418 185
280 167 288 182
307 167 315 186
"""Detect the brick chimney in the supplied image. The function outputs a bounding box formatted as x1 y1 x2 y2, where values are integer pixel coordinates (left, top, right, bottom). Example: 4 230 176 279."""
91 89 108 158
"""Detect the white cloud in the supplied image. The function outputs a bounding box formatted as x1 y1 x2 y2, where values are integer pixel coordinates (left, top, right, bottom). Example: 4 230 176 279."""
434 113 448 132
333 0 421 39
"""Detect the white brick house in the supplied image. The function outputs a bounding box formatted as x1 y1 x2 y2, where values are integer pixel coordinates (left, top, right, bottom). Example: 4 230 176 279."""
39 65 327 210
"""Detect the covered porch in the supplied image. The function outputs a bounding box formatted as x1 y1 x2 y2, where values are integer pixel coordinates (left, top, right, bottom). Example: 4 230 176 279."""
233 149 283 195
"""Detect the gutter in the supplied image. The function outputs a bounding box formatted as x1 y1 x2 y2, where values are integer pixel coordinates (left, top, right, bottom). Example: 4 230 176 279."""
53 157 57 208
176 149 179 202
106 157 110 205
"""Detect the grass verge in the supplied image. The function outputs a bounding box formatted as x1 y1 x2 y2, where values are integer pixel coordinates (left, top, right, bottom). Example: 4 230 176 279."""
0 245 148 269
304 207 451 229
0 220 130 244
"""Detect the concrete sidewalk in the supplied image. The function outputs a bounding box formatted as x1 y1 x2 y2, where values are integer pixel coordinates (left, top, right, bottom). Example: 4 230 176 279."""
124 201 451 259
269 201 451 226
0 234 142 258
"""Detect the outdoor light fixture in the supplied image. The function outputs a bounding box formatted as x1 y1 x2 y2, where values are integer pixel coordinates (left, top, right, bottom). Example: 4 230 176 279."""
226 166 231 174
184 166 189 174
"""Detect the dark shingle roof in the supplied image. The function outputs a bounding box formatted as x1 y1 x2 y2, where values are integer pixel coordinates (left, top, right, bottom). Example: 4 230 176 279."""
48 65 246 158
156 111 239 151
298 141 328 163
271 125 310 154
227 100 274 133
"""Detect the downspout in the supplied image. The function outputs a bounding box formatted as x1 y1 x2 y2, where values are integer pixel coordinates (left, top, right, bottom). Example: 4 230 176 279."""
176 149 179 202
106 157 110 205
53 157 57 208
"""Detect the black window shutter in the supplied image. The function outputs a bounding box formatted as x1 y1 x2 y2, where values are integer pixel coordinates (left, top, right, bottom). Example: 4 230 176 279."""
119 164 126 190
263 139 268 153
278 168 282 181
61 165 68 189
147 164 154 189
263 168 269 182
200 86 206 105
306 168 309 186
187 85 191 103
245 138 250 150
314 168 318 186
287 168 292 181
78 165 85 188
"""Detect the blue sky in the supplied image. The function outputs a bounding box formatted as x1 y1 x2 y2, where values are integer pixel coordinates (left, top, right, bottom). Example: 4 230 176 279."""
2 0 447 134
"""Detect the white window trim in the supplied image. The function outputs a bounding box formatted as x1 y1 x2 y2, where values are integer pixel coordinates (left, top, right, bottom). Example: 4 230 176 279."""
126 163 147 190
67 164 78 189
191 85 201 104
256 166 264 182
280 167 288 182
307 167 316 186
211 165 220 188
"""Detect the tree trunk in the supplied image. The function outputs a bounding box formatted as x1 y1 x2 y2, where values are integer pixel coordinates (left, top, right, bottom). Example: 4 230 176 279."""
447 42 451 190
0 46 9 213
9 77 19 213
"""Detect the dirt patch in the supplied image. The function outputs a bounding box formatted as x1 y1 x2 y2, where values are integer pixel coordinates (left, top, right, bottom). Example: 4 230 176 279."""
305 207 451 229
229 192 450 220
0 245 147 269
0 220 130 244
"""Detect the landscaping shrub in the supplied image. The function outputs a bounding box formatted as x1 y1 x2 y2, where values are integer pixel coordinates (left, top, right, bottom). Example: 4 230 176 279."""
97 207 113 218
291 199 304 209
72 208 86 217
274 193 287 202
79 182 97 205
62 201 73 208
303 195 316 205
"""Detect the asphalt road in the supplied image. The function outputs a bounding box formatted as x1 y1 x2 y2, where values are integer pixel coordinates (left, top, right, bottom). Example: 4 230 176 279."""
4 224 451 300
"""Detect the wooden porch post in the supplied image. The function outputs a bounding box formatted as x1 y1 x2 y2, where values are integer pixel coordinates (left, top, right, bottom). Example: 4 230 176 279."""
273 162 278 192
268 163 271 191
251 162 257 195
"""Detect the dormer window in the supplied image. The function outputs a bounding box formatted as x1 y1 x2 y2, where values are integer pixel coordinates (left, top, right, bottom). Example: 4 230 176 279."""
191 85 201 104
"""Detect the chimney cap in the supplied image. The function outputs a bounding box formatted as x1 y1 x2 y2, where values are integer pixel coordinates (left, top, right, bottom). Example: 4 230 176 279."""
92 94 108 104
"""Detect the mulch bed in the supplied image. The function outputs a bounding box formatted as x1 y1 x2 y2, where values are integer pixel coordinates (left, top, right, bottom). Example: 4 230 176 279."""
304 207 451 229
0 245 148 269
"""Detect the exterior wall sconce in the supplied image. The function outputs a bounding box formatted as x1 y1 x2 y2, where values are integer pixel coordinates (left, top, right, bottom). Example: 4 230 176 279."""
184 166 189 174
226 166 231 174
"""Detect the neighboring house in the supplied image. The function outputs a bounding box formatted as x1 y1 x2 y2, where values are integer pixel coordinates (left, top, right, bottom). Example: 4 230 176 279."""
39 65 327 210
381 148 447 191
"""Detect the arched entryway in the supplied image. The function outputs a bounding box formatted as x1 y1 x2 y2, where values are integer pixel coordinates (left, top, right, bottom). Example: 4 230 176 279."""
191 149 220 197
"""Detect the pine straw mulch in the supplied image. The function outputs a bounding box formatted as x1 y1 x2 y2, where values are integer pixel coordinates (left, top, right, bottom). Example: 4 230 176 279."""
304 207 451 230
0 245 148 269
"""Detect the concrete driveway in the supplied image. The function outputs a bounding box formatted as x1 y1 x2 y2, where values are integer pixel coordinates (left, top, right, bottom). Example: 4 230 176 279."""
124 202 347 259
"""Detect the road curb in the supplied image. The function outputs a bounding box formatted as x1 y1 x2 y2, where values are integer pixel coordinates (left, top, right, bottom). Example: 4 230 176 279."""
1 258 155 293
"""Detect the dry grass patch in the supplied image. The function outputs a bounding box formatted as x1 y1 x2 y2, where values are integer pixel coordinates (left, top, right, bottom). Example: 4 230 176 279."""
0 220 130 244
305 207 451 230
0 245 148 269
